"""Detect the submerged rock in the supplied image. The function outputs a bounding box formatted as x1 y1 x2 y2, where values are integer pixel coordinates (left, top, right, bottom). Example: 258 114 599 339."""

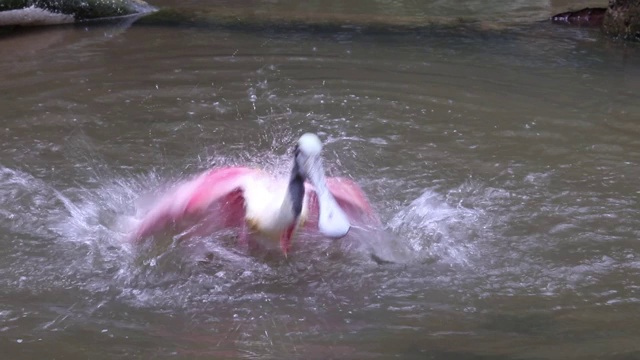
0 0 156 26
551 7 607 26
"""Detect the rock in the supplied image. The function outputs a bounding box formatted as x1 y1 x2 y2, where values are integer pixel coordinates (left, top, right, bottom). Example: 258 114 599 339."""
603 0 640 40
0 0 156 26
551 7 607 26
551 1 640 41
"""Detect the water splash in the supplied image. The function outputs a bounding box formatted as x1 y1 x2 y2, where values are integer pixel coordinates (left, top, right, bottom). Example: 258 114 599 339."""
388 185 485 266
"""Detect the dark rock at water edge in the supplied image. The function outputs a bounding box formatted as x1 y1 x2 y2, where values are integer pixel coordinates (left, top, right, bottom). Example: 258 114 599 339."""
0 0 155 26
551 0 640 41
603 0 640 40
551 7 607 27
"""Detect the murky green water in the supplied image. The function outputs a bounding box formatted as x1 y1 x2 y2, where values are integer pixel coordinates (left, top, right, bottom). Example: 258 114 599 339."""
1 1 640 359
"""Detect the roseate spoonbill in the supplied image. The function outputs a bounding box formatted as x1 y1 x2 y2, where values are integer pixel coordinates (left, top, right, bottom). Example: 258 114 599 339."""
130 133 379 255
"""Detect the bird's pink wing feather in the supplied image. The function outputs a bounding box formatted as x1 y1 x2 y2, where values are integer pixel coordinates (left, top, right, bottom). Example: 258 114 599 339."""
304 177 380 231
130 167 255 242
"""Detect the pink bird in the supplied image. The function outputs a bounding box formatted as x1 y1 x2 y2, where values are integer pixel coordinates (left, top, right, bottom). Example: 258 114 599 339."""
130 133 379 255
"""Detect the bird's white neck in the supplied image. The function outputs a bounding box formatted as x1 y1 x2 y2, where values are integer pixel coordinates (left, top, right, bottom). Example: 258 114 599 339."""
303 158 351 239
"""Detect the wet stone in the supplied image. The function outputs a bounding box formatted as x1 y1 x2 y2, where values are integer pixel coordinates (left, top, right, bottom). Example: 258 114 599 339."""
0 0 155 26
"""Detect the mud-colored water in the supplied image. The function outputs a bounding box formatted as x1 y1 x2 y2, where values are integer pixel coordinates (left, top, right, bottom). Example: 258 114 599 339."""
1 1 640 359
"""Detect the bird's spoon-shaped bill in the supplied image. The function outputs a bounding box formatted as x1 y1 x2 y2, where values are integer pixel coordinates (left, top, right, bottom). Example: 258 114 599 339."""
304 156 351 239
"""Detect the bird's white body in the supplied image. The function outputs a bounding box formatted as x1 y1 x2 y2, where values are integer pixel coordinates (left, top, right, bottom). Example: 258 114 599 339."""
241 173 308 242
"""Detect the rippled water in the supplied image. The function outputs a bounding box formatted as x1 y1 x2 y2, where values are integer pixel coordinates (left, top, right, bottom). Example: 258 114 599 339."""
2 1 640 358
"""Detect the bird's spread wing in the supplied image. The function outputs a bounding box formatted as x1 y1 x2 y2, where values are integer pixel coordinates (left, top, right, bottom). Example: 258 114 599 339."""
304 177 380 231
130 167 256 242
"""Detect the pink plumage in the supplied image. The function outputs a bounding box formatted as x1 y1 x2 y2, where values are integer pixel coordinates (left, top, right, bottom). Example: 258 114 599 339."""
130 133 379 255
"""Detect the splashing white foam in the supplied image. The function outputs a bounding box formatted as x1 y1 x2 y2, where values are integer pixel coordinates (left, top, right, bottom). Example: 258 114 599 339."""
388 188 483 266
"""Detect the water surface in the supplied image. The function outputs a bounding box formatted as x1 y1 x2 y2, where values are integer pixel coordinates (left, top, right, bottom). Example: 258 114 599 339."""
1 1 640 359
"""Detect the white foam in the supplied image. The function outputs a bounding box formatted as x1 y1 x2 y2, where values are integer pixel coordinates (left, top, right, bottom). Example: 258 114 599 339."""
389 189 482 265
0 6 74 26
